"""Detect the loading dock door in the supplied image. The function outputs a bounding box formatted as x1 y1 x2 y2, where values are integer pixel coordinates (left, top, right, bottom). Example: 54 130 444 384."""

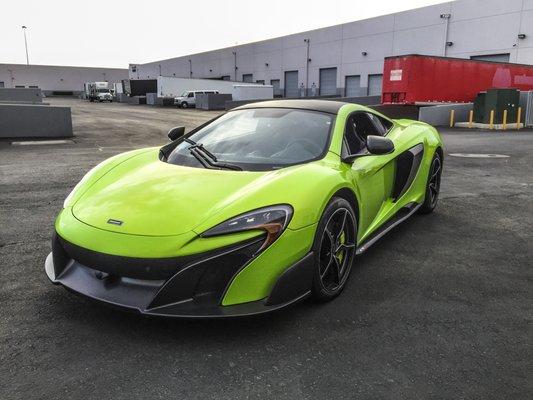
242 74 253 83
345 75 361 97
270 79 281 97
319 68 337 96
368 74 383 96
284 71 299 98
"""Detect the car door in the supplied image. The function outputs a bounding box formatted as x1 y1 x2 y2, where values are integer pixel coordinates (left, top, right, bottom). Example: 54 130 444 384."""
343 112 396 241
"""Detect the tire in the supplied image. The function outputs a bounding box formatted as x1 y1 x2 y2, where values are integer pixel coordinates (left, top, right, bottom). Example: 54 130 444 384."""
418 151 442 214
181 102 188 108
311 197 357 301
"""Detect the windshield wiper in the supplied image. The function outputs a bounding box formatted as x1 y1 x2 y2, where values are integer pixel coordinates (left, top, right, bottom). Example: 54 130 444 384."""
185 139 242 171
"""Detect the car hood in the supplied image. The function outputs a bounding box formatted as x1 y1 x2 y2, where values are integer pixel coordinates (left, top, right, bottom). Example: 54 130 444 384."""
72 149 288 236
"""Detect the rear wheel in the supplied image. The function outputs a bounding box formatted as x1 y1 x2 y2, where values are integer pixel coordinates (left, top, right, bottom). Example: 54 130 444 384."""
418 152 442 214
312 197 357 301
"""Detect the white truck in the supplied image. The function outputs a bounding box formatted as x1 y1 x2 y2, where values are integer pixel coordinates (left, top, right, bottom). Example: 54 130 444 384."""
84 82 113 102
174 90 219 108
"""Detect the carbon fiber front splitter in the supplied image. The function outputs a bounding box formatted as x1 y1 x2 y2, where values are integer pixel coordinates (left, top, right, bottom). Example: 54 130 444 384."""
44 251 315 318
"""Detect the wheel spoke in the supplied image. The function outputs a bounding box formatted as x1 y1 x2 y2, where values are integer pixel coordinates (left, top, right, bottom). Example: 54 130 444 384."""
335 242 355 253
320 257 334 279
332 256 341 283
335 210 348 242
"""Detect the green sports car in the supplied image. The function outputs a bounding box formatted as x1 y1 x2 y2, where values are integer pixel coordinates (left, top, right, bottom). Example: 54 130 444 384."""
45 100 443 317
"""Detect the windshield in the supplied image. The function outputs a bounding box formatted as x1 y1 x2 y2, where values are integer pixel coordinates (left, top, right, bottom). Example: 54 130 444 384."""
97 89 110 93
179 91 189 97
166 108 334 171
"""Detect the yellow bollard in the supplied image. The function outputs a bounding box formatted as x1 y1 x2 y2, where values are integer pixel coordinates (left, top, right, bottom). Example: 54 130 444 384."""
468 110 473 128
502 109 507 130
489 110 495 130
449 109 455 128
517 107 522 130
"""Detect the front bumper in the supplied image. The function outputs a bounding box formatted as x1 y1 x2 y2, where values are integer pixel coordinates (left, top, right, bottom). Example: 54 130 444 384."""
45 233 315 318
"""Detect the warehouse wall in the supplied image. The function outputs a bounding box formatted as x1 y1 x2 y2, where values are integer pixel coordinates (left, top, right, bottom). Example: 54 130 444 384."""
0 64 128 95
130 0 533 96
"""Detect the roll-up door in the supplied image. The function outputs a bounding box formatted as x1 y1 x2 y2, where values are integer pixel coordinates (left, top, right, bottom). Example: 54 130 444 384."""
368 74 383 96
284 71 299 98
319 68 337 96
345 75 361 97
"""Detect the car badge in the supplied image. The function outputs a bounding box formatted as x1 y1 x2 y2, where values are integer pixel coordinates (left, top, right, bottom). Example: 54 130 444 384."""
107 219 124 226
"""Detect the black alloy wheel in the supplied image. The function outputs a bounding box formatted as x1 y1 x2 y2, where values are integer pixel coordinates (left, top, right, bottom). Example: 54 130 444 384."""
419 152 442 214
312 197 357 300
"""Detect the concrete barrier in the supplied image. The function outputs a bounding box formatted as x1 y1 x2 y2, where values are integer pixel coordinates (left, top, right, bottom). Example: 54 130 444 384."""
418 103 473 126
0 104 73 138
117 94 147 104
197 93 232 110
0 88 43 103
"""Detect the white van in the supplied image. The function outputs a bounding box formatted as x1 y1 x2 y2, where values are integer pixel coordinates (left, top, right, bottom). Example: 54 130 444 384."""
174 90 219 108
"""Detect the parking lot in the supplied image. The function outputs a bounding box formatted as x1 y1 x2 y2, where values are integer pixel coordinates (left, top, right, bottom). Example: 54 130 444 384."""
1 98 531 399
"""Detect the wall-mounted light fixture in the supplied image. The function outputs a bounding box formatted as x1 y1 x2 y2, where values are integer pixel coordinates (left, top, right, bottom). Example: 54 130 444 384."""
209 69 213 73
518 33 526 39
361 51 368 56
440 13 451 19
265 63 269 67
446 41 454 47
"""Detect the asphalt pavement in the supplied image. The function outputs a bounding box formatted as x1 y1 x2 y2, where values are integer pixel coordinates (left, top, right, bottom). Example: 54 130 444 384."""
1 98 531 399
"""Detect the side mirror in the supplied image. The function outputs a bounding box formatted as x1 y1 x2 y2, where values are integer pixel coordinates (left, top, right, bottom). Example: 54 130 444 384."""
168 126 185 141
342 135 395 163
366 135 394 155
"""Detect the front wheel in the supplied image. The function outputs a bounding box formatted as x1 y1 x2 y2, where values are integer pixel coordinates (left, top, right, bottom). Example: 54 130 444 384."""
418 152 442 214
311 197 357 301
181 102 188 108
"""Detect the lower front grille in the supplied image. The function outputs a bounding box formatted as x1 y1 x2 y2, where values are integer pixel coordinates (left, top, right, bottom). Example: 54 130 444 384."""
53 232 263 282
51 232 264 310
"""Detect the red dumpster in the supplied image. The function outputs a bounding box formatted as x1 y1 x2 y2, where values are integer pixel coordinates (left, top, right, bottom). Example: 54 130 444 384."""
382 54 533 104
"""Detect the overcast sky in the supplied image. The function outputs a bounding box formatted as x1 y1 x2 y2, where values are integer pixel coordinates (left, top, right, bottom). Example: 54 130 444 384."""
1 0 449 69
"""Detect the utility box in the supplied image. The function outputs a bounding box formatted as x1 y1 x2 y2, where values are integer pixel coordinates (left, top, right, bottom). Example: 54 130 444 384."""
473 92 486 123
482 88 520 124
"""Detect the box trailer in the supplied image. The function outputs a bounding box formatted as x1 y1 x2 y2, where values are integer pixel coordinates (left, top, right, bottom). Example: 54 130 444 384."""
382 54 533 104
232 85 273 101
157 76 260 99
122 79 157 97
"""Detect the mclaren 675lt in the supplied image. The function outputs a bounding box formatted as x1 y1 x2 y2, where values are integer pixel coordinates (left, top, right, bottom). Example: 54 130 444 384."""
45 100 443 317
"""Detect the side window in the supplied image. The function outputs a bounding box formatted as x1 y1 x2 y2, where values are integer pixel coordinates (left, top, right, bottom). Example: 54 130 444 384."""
188 92 194 98
367 113 393 135
343 116 366 155
352 113 381 140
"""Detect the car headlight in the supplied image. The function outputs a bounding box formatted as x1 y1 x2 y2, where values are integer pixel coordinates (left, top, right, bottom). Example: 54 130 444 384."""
202 205 293 252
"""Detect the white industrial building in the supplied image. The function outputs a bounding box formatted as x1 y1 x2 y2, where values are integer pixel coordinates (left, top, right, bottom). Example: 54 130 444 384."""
130 0 533 98
0 64 128 96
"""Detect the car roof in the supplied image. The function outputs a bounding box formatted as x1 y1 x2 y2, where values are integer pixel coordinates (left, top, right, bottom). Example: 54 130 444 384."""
233 99 350 115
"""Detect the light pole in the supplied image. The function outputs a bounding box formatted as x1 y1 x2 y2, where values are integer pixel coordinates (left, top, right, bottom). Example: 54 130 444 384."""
233 51 237 81
304 38 310 96
22 26 29 65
